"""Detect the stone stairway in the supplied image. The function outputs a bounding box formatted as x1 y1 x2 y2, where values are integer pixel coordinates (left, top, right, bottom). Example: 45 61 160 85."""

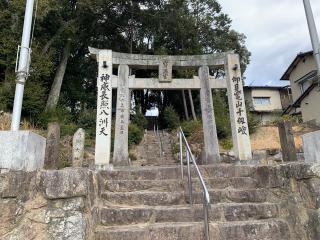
133 130 177 166
94 165 292 240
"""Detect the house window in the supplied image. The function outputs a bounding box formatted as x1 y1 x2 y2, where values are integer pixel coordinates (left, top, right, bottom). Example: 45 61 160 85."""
253 97 271 105
300 80 311 94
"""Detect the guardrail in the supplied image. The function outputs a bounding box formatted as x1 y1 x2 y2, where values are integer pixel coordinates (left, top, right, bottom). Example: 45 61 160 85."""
178 127 210 240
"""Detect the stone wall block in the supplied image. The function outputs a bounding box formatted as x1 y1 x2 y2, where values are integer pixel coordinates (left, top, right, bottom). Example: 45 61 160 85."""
39 169 89 199
0 171 37 199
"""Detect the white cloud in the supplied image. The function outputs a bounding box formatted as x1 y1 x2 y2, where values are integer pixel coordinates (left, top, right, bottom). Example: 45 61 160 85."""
220 0 320 86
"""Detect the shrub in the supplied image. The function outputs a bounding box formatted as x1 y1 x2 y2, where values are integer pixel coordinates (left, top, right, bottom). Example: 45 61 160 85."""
77 109 96 137
212 90 231 139
38 107 73 128
61 123 78 136
272 114 302 125
128 123 144 147
220 138 233 150
181 119 202 138
162 106 180 130
131 109 148 129
246 107 261 134
129 152 137 161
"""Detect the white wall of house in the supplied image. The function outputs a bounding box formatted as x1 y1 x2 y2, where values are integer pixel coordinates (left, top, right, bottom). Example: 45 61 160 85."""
285 54 320 124
301 89 320 124
289 55 317 101
244 87 283 124
250 89 283 112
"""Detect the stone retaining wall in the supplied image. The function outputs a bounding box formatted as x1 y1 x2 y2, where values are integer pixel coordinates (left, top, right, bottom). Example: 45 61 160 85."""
0 168 98 240
1 164 320 240
255 163 320 240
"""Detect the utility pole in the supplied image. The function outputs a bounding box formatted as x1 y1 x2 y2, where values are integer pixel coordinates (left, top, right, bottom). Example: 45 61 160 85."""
303 0 320 87
11 0 35 130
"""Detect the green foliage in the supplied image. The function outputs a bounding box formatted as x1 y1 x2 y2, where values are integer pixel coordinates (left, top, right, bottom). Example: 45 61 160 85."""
220 138 233 150
212 90 231 139
131 108 148 129
129 152 137 161
246 106 261 134
38 107 72 127
181 119 202 138
38 106 78 136
128 123 144 148
77 109 96 137
172 143 180 155
162 106 180 131
0 0 251 146
272 114 302 125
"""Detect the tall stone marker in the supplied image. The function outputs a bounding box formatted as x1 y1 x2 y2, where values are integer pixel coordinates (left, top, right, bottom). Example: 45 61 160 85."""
278 121 297 162
199 66 220 163
45 122 60 169
72 128 85 167
113 65 130 166
302 130 320 164
95 50 113 169
225 54 252 161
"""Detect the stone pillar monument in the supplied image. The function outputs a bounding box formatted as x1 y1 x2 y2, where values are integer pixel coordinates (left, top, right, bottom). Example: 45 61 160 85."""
113 65 130 166
95 50 113 168
45 122 60 169
72 128 86 167
199 66 220 163
225 54 252 161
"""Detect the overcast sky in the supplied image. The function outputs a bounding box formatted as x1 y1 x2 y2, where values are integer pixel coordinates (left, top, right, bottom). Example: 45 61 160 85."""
221 0 320 86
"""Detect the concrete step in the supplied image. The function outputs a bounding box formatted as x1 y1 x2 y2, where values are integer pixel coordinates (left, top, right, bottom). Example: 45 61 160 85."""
95 219 290 240
102 177 257 192
99 165 255 181
101 189 267 206
99 203 279 226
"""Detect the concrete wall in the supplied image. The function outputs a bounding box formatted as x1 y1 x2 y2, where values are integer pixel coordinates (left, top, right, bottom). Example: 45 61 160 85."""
245 88 283 112
289 55 317 102
252 112 282 124
300 88 320 124
287 55 320 124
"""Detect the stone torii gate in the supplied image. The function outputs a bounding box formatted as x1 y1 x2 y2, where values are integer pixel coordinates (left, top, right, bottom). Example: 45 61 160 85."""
89 47 252 169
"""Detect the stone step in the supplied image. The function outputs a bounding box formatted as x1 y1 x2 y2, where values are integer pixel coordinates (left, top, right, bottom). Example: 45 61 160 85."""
102 177 257 192
99 203 279 226
99 165 255 181
104 179 184 192
187 177 258 190
95 219 290 240
101 189 267 206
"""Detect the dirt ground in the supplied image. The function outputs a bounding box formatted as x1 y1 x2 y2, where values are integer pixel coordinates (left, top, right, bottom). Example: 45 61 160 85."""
250 124 320 151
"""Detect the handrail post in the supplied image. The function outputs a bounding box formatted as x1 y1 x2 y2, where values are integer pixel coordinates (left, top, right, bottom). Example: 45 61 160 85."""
203 192 210 240
179 132 184 179
186 150 193 205
179 127 210 239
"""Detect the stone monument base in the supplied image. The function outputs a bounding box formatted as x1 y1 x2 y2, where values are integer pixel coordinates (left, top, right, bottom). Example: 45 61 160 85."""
0 131 46 171
303 130 320 164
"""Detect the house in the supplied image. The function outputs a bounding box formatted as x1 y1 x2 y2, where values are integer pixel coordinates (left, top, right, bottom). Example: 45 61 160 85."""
244 86 292 124
281 51 320 125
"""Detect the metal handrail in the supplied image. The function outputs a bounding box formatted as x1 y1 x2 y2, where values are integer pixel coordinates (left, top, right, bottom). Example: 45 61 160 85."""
178 127 210 240
155 122 164 158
